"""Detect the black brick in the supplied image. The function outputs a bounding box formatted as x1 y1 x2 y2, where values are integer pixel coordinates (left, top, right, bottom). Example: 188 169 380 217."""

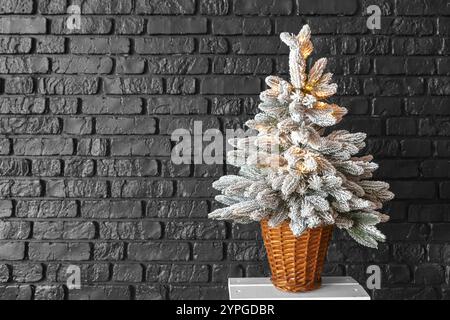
135 0 196 14
128 243 190 261
148 17 207 34
200 77 260 94
200 0 229 15
234 0 293 15
0 17 46 34
81 0 132 14
38 0 66 14
0 36 32 53
401 139 431 157
297 0 357 15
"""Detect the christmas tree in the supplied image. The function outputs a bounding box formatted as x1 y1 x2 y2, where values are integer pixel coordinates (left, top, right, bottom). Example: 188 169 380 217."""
209 25 394 248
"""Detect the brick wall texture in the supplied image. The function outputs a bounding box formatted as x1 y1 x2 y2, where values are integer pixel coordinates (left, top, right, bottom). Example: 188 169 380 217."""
0 0 449 300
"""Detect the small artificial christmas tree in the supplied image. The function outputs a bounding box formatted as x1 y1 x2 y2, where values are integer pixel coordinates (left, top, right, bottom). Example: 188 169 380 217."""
209 25 394 249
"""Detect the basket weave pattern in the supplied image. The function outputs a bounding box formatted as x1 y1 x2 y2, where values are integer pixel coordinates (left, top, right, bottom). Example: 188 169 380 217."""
261 219 333 292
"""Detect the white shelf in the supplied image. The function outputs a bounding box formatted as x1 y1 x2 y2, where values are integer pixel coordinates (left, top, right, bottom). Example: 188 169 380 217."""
228 277 371 300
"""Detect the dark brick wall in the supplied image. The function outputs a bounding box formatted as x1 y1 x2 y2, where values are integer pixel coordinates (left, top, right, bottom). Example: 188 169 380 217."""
0 0 449 300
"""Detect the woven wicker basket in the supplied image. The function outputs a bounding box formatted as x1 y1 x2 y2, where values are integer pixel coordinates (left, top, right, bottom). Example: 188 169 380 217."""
261 219 333 292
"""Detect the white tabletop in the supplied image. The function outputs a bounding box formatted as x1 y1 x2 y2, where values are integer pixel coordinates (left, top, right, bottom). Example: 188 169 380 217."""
228 277 371 300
